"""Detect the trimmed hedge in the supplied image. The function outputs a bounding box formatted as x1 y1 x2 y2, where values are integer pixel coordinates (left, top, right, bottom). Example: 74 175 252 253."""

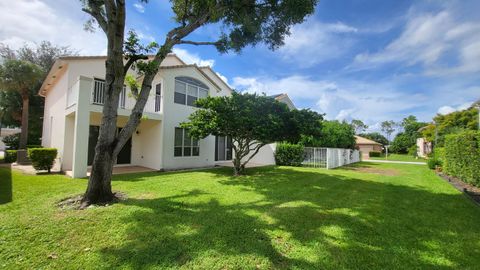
427 158 441 170
275 143 305 166
369 151 382 157
443 131 480 186
434 147 445 167
28 148 57 173
5 150 17 163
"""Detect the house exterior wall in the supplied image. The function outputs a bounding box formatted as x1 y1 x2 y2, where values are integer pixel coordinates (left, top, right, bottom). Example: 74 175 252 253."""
357 144 382 159
158 67 229 170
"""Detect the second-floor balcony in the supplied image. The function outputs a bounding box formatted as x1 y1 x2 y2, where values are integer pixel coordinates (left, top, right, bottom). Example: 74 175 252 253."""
67 76 162 120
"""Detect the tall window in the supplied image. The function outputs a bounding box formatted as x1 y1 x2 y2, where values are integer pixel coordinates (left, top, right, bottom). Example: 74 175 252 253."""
215 136 233 161
155 83 161 112
174 77 209 107
174 128 199 157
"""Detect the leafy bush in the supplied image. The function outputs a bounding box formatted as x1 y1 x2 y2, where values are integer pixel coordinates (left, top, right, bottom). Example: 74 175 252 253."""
2 133 20 149
427 158 441 170
275 143 305 166
443 131 480 186
408 145 418 157
434 147 445 167
369 151 382 157
5 150 17 163
27 145 43 149
27 148 57 173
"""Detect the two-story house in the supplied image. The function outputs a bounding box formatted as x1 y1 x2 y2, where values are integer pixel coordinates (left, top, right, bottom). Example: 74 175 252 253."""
39 54 293 178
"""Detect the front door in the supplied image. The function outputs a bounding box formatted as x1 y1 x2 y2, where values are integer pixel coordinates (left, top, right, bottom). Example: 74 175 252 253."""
87 126 131 165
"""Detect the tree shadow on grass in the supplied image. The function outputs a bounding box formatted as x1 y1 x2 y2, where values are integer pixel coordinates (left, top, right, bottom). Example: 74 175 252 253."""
0 165 12 204
100 166 480 269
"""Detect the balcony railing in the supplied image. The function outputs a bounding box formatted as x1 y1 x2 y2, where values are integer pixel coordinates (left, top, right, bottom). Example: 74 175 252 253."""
92 79 160 113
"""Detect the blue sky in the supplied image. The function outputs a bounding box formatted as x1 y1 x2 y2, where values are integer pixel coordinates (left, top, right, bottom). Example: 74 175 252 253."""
1 0 479 132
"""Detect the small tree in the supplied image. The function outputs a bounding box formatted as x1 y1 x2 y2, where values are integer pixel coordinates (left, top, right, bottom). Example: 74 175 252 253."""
381 120 397 143
0 60 43 150
182 93 305 175
302 120 355 149
351 119 368 134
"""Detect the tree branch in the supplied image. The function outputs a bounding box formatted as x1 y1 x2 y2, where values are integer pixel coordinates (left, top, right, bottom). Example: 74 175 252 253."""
123 55 148 75
178 40 221 46
241 143 266 168
82 6 107 33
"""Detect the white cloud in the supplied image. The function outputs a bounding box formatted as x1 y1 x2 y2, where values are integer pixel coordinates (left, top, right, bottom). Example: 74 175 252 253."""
278 20 357 66
133 3 145 13
231 74 427 123
172 48 215 67
0 0 106 55
353 9 480 75
437 102 473 115
215 72 230 87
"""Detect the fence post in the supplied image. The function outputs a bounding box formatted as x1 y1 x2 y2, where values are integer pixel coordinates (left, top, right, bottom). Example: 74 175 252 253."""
326 148 330 169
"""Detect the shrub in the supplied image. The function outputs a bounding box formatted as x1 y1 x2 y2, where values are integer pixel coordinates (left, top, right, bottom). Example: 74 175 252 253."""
408 145 418 158
434 147 445 167
26 145 43 149
2 133 20 149
369 151 382 157
5 150 17 163
444 131 480 186
27 148 57 173
275 143 305 166
427 158 441 170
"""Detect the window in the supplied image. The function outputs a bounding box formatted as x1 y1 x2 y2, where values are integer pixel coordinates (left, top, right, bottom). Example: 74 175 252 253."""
174 127 199 157
215 136 233 161
174 77 209 106
155 83 161 112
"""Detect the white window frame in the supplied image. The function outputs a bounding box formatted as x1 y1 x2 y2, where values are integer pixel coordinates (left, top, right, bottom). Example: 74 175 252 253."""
174 79 208 107
174 127 200 157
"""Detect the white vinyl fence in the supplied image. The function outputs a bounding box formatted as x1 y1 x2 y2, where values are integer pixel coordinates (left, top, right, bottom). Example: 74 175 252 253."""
302 147 360 169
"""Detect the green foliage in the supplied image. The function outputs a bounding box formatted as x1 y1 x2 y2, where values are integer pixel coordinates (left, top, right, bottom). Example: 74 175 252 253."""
408 145 418 157
390 133 411 154
369 152 382 157
422 106 479 146
381 120 397 142
5 150 17 163
434 147 445 166
0 42 75 144
427 158 441 170
28 148 57 173
443 131 480 186
358 132 388 146
2 133 19 149
274 143 304 166
303 120 355 149
350 119 368 134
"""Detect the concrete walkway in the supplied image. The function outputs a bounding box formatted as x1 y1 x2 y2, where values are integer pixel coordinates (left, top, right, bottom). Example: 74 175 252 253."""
363 159 426 165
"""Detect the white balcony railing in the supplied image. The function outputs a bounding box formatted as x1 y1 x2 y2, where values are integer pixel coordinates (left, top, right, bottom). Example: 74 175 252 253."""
91 79 160 113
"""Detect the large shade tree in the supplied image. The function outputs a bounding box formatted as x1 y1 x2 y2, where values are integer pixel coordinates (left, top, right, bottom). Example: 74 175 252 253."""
0 60 43 150
80 0 318 205
182 92 322 175
0 42 75 145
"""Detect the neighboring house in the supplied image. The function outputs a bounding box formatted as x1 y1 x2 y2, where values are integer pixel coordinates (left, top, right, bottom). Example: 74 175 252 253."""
355 135 383 159
0 128 21 151
39 55 293 178
416 138 432 158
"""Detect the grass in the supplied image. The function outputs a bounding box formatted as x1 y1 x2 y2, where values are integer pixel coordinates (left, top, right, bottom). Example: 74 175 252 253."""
370 153 425 162
1 163 480 269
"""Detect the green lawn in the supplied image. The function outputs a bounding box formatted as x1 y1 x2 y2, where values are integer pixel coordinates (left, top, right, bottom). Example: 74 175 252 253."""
370 153 425 162
1 163 480 269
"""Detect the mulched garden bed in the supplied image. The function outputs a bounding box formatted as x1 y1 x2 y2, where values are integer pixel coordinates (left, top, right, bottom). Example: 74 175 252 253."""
437 172 480 205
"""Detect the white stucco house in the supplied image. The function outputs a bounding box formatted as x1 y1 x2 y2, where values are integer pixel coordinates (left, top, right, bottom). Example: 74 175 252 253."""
39 54 294 178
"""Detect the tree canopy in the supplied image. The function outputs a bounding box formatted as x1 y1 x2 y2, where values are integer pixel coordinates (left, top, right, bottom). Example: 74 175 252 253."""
182 92 323 175
351 119 368 134
390 115 427 153
422 105 479 146
358 132 389 146
302 120 356 149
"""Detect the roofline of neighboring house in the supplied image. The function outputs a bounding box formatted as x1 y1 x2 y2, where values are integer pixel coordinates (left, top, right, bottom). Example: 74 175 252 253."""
271 93 296 109
37 53 224 97
354 135 382 145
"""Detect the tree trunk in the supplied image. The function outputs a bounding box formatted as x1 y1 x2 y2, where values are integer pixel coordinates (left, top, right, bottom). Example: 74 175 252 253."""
19 94 29 149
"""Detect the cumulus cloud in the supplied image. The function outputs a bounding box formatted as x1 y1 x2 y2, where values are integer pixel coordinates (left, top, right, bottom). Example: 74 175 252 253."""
353 8 480 75
437 102 473 115
0 0 106 55
231 74 427 123
172 48 215 67
278 20 358 66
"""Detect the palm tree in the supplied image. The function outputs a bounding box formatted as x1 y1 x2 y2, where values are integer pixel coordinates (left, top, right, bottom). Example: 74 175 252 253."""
0 60 43 151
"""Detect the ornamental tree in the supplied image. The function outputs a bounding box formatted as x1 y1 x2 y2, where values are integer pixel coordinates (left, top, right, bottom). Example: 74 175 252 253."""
79 0 318 205
182 92 320 175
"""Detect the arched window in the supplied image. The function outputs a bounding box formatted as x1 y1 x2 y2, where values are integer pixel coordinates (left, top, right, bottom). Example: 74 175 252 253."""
174 76 209 106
